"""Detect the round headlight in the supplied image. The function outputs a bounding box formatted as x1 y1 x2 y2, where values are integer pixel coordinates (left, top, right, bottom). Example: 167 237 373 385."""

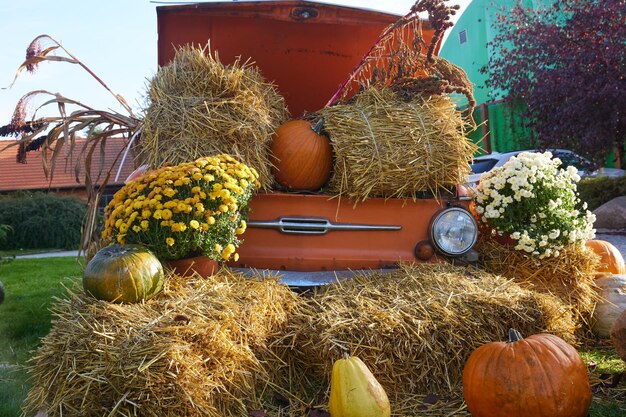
430 207 478 256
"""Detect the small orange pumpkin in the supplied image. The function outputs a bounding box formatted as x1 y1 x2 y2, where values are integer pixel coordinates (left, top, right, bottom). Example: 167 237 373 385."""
270 119 333 191
463 329 591 417
585 239 626 276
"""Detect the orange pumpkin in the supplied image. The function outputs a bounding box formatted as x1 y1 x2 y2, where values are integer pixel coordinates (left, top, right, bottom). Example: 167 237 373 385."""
463 329 591 417
270 119 333 191
585 239 626 276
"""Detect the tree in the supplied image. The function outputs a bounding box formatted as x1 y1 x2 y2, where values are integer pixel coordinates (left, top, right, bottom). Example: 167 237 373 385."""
484 0 626 166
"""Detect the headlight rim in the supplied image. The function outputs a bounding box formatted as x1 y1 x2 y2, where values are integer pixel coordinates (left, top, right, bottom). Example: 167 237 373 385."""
429 206 478 256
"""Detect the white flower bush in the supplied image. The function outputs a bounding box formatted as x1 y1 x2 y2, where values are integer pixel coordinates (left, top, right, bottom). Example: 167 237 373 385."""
473 151 595 259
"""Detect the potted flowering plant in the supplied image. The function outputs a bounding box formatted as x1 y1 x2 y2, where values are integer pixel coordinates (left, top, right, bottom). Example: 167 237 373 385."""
102 154 259 272
472 151 595 259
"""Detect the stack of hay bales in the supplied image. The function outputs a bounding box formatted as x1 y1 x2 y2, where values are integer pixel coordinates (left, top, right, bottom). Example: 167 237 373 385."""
140 45 289 190
24 263 577 417
319 87 477 201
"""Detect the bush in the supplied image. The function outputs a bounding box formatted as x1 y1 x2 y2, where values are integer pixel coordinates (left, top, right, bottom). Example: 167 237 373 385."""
0 192 87 250
578 176 626 211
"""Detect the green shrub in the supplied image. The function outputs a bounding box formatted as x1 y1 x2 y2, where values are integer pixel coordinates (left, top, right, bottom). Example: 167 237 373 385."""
0 192 86 250
578 176 626 211
0 224 11 243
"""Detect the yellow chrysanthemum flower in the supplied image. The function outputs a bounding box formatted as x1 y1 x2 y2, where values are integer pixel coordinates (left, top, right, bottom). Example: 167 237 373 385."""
189 220 200 229
166 237 175 246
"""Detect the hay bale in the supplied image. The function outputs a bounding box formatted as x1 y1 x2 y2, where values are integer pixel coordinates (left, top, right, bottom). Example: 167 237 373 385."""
23 270 300 417
262 263 575 414
319 87 477 201
140 45 290 190
478 240 601 333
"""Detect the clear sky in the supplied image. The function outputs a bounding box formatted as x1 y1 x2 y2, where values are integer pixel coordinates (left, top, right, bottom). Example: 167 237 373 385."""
0 0 470 128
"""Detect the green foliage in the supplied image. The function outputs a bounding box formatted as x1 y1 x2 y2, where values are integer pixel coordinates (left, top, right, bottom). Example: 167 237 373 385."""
580 347 626 375
0 224 11 243
0 367 30 417
0 192 87 250
578 176 626 212
0 257 82 417
590 399 626 417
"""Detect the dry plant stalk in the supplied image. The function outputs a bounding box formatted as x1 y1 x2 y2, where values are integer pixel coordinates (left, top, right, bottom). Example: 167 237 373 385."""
1 34 141 256
23 270 300 417
261 263 575 415
477 239 601 336
328 1 475 117
140 45 289 190
320 87 477 201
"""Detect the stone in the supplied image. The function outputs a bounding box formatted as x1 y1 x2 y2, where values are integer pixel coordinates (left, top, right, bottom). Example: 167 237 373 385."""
610 308 626 363
593 196 626 229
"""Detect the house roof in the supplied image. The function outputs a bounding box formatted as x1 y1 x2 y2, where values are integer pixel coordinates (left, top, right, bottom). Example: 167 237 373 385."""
0 137 136 192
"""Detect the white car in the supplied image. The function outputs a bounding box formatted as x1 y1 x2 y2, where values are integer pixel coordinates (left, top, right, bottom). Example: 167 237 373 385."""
466 149 625 189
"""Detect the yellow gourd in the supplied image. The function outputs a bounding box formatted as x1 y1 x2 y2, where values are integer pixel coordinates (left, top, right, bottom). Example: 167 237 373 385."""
328 353 391 417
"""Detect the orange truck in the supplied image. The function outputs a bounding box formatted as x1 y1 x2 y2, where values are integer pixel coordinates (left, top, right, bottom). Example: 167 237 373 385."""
156 1 478 286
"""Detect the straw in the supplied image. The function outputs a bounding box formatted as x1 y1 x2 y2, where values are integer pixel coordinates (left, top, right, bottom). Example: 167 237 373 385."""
477 239 601 336
23 270 300 417
140 45 290 190
24 262 579 416
260 263 576 415
320 87 477 201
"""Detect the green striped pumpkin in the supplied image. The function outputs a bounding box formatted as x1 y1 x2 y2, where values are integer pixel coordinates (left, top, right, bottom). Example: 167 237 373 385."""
83 244 164 303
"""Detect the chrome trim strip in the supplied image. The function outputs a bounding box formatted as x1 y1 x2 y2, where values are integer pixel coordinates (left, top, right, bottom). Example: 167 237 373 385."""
248 216 402 235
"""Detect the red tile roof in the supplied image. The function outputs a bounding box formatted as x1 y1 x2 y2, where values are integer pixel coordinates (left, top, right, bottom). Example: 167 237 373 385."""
0 137 136 192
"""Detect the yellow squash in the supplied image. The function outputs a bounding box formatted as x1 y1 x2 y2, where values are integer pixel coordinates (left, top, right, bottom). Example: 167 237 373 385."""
328 354 391 417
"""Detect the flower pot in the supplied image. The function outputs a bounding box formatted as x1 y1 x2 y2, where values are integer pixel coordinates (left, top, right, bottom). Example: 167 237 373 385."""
165 255 220 278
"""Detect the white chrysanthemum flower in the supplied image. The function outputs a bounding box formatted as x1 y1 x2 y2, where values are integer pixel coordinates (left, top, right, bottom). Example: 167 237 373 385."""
472 150 594 258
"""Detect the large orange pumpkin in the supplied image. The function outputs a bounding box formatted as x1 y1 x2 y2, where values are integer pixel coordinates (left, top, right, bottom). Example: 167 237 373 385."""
585 239 626 276
462 329 591 417
270 119 333 191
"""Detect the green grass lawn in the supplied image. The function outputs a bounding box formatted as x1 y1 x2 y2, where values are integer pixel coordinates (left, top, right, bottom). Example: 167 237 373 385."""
1 257 625 416
0 257 82 417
